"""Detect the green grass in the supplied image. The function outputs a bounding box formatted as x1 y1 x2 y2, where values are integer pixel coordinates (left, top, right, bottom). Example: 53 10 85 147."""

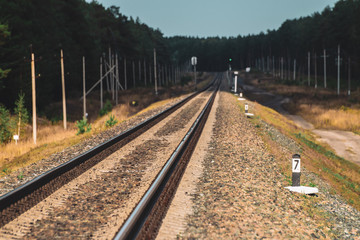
294 132 343 161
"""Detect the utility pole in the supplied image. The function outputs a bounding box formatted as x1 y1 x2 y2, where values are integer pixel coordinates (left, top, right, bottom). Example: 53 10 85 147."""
132 60 135 88
281 57 284 79
100 57 103 109
60 49 67 130
31 53 37 144
149 62 152 84
315 53 317 89
109 48 113 98
116 54 119 105
293 59 296 81
153 48 158 95
323 49 327 88
307 52 310 86
83 56 86 119
138 60 141 85
111 54 115 100
337 45 340 95
165 65 168 86
348 57 351 96
144 59 147 86
124 57 127 90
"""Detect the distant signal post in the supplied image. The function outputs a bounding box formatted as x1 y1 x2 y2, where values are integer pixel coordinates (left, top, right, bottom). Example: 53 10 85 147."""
191 56 197 90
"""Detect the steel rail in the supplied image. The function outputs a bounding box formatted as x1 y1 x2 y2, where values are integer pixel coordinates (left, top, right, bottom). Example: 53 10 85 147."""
114 74 221 240
0 76 216 227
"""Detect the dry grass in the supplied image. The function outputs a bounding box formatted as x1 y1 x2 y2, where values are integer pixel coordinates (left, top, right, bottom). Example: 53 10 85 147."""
297 104 360 132
247 74 360 134
0 122 95 176
0 123 77 167
0 72 213 175
242 95 360 210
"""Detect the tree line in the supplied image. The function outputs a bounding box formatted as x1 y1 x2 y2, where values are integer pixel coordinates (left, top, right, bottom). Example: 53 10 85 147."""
0 0 171 113
168 0 360 93
1 0 359 117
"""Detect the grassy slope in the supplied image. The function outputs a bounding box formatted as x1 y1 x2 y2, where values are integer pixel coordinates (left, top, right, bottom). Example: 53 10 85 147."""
236 95 360 210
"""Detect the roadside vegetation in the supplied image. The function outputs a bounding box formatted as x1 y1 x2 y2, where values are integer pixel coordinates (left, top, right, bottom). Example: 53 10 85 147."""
236 94 360 211
0 73 210 177
247 73 360 135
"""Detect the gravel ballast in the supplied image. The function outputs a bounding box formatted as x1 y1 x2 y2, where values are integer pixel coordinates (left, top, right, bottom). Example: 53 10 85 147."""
178 88 360 239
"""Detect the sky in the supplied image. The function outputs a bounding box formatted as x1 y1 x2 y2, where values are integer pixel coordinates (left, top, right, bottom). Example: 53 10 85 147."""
89 0 339 38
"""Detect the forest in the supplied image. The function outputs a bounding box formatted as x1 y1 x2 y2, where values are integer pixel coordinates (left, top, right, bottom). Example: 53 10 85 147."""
1 0 360 114
0 0 170 113
168 0 360 92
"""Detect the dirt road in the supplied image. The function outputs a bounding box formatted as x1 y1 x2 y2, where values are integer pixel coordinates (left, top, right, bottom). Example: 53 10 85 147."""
243 82 360 166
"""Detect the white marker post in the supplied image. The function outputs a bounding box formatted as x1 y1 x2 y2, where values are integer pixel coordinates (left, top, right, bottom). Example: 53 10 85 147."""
244 102 254 117
13 135 19 145
238 92 245 101
292 154 301 186
234 71 238 94
285 154 319 195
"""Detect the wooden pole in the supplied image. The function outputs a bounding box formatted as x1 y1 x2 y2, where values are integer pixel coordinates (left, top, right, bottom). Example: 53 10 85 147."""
109 48 113 97
293 59 296 81
149 62 152 84
281 57 283 79
315 52 317 89
337 44 340 95
272 56 275 76
60 49 67 130
124 57 127 90
100 57 103 109
116 53 119 105
144 59 147 86
165 64 168 86
83 56 86 119
31 53 37 144
154 48 158 95
112 53 115 100
308 52 310 86
138 60 141 85
348 57 351 96
132 60 135 88
104 53 110 92
323 49 327 88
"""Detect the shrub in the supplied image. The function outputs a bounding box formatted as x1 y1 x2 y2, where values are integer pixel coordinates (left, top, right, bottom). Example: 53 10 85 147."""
76 117 91 135
99 100 112 116
105 114 118 128
14 92 29 139
0 106 15 143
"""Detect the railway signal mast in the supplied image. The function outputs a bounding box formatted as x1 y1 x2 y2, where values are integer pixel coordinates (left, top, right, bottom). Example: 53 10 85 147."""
191 56 197 90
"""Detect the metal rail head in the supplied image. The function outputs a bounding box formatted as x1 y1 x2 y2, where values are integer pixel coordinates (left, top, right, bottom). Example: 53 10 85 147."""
0 74 217 229
113 74 221 240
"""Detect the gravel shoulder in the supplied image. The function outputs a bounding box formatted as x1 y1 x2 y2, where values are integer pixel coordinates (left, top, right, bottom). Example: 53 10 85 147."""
177 83 360 239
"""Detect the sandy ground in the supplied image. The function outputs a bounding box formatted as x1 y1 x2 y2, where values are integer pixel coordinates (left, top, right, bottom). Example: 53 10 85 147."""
243 83 360 166
288 114 360 165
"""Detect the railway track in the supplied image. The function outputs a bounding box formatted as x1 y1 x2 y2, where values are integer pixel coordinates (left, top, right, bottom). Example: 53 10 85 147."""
0 73 222 239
